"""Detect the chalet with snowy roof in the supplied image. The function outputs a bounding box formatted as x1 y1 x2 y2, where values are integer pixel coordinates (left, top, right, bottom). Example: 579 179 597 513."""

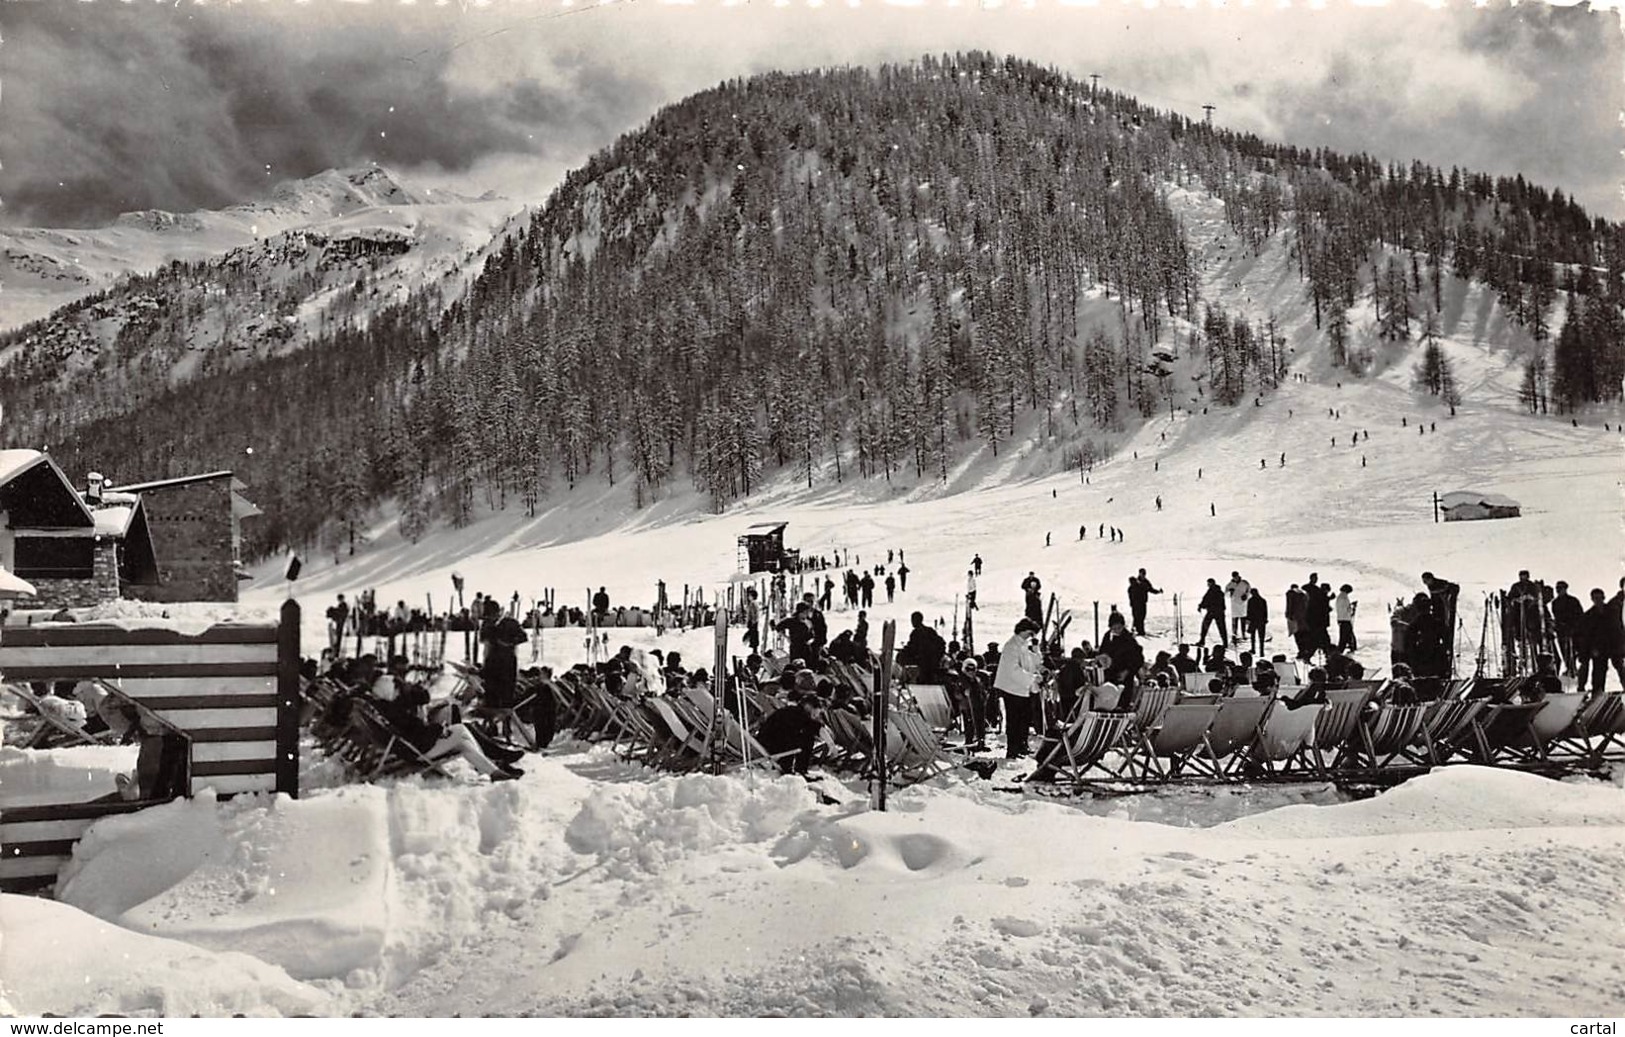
1440 490 1522 523
0 451 159 608
107 471 261 603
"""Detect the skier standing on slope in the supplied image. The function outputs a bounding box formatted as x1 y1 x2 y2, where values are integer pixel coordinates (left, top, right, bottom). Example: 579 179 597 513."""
1127 568 1162 637
1224 572 1251 644
1246 588 1270 656
1335 584 1359 652
1198 578 1227 648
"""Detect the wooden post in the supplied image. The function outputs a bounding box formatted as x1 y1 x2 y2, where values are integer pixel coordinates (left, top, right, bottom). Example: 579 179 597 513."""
1433 491 1441 523
1093 601 1100 646
276 599 302 799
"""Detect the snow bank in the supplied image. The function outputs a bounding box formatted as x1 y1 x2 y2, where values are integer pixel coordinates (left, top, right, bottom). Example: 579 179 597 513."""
1217 766 1625 839
59 790 393 983
25 748 1625 1017
0 895 328 1017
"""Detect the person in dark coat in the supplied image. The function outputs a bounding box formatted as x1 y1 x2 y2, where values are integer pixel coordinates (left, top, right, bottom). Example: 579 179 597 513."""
802 593 829 657
1578 583 1625 693
326 594 351 654
1021 571 1044 627
1301 577 1332 662
1282 668 1329 710
592 587 611 624
1054 647 1089 722
1171 644 1199 676
897 611 948 682
1097 613 1144 692
1198 578 1227 647
1126 569 1162 637
1551 580 1583 676
1405 593 1448 679
776 605 816 663
755 694 824 775
479 600 529 706
859 571 876 608
1245 588 1269 656
1422 571 1461 670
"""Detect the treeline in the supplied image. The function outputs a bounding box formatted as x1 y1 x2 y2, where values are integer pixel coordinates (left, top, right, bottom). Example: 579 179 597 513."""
13 53 1625 561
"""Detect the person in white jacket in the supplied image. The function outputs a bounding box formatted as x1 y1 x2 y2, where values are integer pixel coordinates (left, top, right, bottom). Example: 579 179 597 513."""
994 619 1043 758
1335 584 1359 652
1225 572 1251 643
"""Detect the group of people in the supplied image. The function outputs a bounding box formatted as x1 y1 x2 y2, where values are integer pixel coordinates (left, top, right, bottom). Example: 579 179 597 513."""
1506 573 1625 693
306 598 544 782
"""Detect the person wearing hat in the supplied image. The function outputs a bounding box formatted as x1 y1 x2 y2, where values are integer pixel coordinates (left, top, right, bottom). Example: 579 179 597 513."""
943 655 988 751
1550 580 1582 677
479 599 529 708
994 619 1043 758
1097 612 1144 699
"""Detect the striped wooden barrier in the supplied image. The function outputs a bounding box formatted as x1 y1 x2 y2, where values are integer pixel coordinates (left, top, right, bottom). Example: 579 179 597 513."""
0 600 300 894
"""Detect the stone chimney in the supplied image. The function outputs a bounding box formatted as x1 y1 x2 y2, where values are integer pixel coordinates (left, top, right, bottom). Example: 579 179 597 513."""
86 471 104 505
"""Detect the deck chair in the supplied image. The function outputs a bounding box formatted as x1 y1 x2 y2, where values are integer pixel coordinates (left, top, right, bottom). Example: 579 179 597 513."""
1119 702 1220 781
301 676 352 729
1506 692 1587 765
679 684 802 772
567 676 624 742
465 675 554 752
1547 691 1625 766
1351 702 1429 773
315 697 458 781
1584 692 1625 762
1291 687 1372 776
1248 703 1324 777
909 685 954 732
3 684 116 749
1408 698 1483 766
1129 685 1176 734
1027 711 1138 785
822 707 875 773
887 711 960 784
1469 701 1550 766
1186 695 1273 779
637 698 710 771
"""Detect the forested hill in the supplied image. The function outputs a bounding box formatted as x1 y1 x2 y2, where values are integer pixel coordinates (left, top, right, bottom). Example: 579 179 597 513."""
14 53 1625 560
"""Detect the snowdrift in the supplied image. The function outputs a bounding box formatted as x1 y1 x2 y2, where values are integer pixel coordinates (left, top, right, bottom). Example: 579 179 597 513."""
13 748 1621 1017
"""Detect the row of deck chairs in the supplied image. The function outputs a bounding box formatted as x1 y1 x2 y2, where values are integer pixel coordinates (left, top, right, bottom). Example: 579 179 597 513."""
538 661 963 787
1029 678 1625 788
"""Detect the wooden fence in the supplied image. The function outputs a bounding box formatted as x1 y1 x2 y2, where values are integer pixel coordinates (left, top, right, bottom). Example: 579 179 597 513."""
0 600 300 894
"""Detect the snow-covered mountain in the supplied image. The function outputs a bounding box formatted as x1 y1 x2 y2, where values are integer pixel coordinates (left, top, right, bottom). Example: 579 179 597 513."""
0 165 523 355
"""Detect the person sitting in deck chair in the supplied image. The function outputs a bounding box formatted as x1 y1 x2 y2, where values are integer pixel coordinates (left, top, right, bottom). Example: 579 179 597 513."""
1522 654 1563 702
1322 644 1365 686
369 666 523 781
755 690 825 776
1281 667 1329 710
101 696 189 801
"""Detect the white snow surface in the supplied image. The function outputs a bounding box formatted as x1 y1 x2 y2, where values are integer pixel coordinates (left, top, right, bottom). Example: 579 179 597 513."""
6 761 1623 1016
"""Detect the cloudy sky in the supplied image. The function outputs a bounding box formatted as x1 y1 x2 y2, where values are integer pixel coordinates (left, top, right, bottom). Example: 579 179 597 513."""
3 0 1621 226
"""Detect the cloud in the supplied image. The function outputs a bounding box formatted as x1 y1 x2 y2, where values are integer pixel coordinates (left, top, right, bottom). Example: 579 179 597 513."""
2 0 1620 226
